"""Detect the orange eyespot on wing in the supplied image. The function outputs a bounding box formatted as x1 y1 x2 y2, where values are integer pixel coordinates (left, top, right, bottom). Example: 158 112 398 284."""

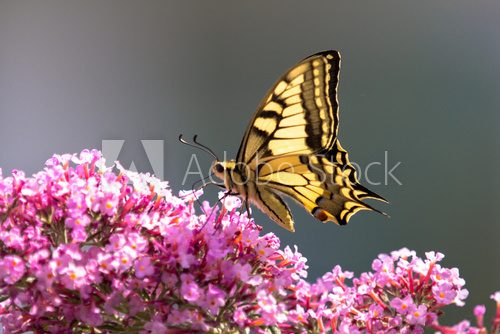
312 207 329 222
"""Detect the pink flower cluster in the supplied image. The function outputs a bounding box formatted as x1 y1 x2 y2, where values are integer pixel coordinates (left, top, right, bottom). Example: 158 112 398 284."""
0 150 498 333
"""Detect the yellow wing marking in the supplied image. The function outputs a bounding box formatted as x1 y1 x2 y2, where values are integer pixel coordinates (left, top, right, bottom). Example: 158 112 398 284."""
267 138 308 156
273 81 288 96
263 101 283 114
253 117 277 135
279 113 306 127
274 126 308 139
282 103 303 117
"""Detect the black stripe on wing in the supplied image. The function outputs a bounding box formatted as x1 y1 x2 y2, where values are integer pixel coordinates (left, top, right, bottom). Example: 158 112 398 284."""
236 51 341 166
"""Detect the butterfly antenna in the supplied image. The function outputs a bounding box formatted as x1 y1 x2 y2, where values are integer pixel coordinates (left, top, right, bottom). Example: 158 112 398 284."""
193 135 220 161
178 134 219 161
178 134 203 152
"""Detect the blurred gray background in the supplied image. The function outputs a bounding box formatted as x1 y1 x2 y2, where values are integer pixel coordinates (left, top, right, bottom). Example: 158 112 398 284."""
1 0 499 326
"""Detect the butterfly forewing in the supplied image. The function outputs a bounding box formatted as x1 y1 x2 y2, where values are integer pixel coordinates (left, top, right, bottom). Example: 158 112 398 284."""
236 51 341 168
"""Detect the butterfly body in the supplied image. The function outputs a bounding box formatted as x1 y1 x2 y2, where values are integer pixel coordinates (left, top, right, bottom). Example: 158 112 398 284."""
212 159 295 231
211 51 386 232
212 160 250 199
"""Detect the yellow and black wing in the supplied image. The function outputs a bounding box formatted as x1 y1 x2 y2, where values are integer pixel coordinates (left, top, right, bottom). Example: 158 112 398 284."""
236 51 340 168
257 141 387 229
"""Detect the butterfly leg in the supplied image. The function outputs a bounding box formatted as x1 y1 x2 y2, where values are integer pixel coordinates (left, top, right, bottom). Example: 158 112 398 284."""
201 189 240 231
244 199 252 221
236 197 254 230
189 181 226 231
193 181 225 215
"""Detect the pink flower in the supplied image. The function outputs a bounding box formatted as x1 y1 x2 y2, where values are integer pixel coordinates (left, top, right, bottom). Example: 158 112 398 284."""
65 214 91 229
224 262 251 282
453 320 476 332
257 290 277 313
128 232 148 252
181 283 201 302
220 193 241 211
35 262 57 288
0 310 26 333
134 256 154 278
455 288 469 307
371 253 395 284
76 302 103 327
431 266 452 283
96 252 115 273
432 282 457 304
406 304 427 326
491 291 500 303
107 234 126 252
115 249 134 271
240 228 260 247
1 255 26 284
60 263 87 289
142 319 167 334
233 307 248 327
390 295 415 315
425 251 444 262
474 304 486 328
201 284 226 315
71 227 88 242
180 274 202 302
66 192 87 216
100 194 119 216
0 227 24 250
473 305 486 317
391 247 416 260
368 303 384 319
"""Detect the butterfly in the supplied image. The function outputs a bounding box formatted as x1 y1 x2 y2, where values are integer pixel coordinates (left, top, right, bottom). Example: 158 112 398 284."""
183 51 387 232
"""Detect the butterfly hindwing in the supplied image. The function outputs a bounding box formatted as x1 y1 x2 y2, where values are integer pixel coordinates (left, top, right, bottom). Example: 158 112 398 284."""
327 140 388 203
256 140 386 227
250 187 294 232
237 51 341 167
